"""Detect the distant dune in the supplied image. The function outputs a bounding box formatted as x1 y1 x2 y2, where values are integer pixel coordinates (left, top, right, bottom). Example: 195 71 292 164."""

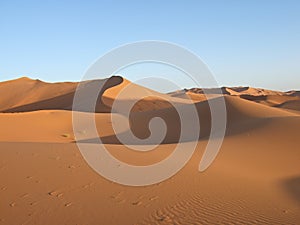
0 76 299 224
170 86 300 113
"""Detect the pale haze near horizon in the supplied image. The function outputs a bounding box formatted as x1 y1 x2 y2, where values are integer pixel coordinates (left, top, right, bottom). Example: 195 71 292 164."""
0 0 299 92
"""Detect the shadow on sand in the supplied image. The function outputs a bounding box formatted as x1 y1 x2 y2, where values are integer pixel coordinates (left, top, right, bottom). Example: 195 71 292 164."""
281 176 300 205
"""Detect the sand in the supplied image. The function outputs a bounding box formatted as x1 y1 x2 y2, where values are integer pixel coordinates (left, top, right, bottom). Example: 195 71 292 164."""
0 77 299 224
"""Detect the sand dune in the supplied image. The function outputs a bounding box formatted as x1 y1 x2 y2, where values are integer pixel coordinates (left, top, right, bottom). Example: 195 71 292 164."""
0 76 192 113
0 77 77 112
0 76 299 224
276 99 300 112
185 86 293 96
173 86 300 113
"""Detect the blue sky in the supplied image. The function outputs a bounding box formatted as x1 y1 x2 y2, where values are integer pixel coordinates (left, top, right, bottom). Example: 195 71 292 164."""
1 0 299 92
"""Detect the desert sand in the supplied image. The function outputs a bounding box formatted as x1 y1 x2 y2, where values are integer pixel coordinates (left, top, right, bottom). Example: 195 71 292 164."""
0 76 299 224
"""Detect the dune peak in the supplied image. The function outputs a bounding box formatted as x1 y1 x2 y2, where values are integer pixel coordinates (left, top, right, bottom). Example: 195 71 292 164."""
3 76 42 83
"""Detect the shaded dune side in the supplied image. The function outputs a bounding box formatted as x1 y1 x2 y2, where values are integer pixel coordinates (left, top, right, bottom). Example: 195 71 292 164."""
239 94 300 108
280 176 300 206
0 76 191 113
276 99 300 111
1 76 123 113
82 96 300 145
0 77 77 112
3 91 77 113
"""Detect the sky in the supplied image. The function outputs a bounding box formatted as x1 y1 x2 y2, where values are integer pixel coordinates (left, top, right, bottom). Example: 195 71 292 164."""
1 0 300 92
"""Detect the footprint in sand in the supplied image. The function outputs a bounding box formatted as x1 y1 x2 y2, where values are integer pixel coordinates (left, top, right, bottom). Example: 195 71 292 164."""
131 201 142 206
149 196 159 201
110 191 124 199
61 133 71 138
48 191 64 198
110 191 127 204
21 193 29 198
82 184 89 189
64 202 72 207
82 182 95 189
131 195 145 206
